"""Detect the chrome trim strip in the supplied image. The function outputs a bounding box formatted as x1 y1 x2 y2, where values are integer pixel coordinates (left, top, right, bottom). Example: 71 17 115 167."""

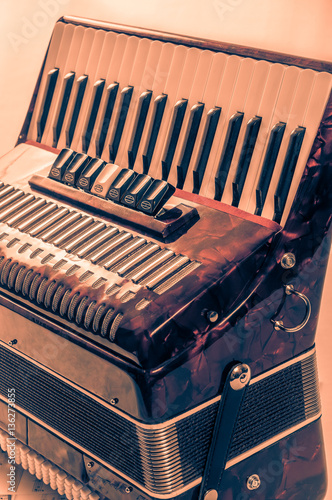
0 391 321 499
0 341 316 429
249 346 316 385
0 343 319 497
225 412 321 469
0 394 200 500
0 340 220 430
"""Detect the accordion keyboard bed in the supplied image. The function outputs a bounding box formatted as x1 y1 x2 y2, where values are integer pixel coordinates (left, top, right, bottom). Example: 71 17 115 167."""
0 15 331 500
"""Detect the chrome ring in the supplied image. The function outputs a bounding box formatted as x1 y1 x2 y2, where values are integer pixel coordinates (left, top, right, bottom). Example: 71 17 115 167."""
271 284 311 333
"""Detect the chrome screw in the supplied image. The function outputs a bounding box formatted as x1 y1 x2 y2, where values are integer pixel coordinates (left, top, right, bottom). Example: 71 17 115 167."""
87 461 94 469
206 310 219 323
281 253 296 269
230 364 251 390
110 398 119 406
247 474 261 490
125 486 133 494
8 339 17 346
274 320 284 330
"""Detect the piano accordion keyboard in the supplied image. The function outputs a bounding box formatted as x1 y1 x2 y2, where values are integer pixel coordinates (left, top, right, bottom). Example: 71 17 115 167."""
27 23 332 225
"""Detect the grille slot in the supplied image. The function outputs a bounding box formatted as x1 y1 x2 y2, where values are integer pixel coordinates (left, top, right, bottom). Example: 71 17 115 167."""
0 254 119 340
0 184 199 294
0 346 320 496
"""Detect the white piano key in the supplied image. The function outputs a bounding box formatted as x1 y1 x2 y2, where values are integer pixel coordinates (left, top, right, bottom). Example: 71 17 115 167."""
183 51 228 193
202 57 255 199
60 28 97 150
160 47 202 183
280 71 332 225
42 24 81 146
246 65 300 215
261 68 316 220
199 55 242 197
70 30 107 152
149 46 199 181
167 49 214 188
94 34 128 158
27 22 65 141
101 36 141 162
135 42 176 174
112 37 154 166
85 31 118 157
47 25 86 147
221 59 271 206
117 39 164 169
240 63 286 213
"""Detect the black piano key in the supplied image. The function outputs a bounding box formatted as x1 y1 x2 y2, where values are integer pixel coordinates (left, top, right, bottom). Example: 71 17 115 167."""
142 94 167 174
137 179 176 215
177 103 205 189
128 91 152 169
82 79 105 153
62 153 91 186
109 86 134 163
273 126 306 223
107 169 136 202
48 149 76 181
161 99 188 181
37 68 59 142
232 115 262 207
65 75 88 148
214 111 244 201
52 71 75 147
96 82 119 158
121 174 152 208
255 122 286 216
193 106 221 194
76 158 106 192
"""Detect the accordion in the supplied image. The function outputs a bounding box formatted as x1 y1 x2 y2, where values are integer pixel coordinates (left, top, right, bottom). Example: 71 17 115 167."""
0 15 331 500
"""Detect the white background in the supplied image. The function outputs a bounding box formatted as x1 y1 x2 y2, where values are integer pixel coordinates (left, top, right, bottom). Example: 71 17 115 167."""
0 0 331 497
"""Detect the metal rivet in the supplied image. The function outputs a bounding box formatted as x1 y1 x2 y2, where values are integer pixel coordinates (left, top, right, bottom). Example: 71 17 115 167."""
110 398 119 406
247 474 261 490
125 486 133 494
206 310 219 323
8 339 17 346
230 364 251 390
204 489 218 500
281 253 296 269
87 461 94 469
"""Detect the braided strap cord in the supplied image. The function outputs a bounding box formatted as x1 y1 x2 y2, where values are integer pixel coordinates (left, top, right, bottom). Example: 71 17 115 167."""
0 429 100 500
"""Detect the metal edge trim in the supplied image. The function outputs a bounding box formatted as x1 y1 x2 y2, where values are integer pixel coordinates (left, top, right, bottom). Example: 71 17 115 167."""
0 395 321 498
0 396 200 499
224 412 321 470
0 341 316 429
0 340 220 430
249 346 316 385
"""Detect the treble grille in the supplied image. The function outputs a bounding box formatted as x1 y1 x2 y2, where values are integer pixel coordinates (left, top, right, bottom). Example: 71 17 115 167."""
0 346 320 496
0 183 199 296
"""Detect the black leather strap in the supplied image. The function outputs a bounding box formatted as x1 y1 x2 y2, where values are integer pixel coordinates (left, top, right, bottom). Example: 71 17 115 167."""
198 363 251 500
